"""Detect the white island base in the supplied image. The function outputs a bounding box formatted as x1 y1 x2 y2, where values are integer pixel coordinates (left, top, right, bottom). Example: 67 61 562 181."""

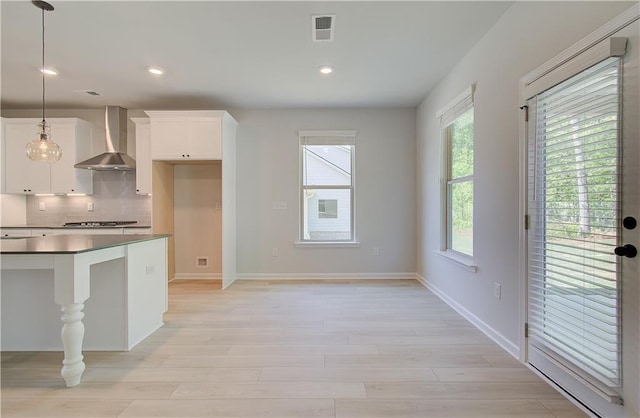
1 235 168 387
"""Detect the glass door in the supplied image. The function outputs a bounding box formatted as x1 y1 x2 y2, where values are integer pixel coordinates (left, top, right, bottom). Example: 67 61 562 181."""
526 20 639 418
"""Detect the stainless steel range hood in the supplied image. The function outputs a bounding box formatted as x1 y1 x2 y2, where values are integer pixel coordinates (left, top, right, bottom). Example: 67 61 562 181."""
74 106 136 171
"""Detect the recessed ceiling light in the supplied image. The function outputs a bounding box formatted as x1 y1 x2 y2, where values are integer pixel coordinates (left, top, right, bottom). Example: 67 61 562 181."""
41 67 58 76
318 65 334 75
147 66 164 75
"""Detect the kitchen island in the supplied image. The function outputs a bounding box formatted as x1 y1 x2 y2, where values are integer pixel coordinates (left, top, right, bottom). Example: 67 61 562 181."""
0 234 169 387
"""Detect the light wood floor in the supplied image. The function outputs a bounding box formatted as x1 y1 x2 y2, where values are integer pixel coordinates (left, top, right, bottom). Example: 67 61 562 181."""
1 279 586 417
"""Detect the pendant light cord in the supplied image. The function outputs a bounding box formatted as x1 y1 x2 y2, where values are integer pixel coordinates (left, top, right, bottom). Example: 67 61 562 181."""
41 6 46 124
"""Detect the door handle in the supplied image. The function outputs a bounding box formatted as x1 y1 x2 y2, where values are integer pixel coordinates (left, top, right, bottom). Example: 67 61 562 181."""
614 244 637 258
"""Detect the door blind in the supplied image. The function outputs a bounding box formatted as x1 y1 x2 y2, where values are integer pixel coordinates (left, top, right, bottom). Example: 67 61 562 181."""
528 57 622 388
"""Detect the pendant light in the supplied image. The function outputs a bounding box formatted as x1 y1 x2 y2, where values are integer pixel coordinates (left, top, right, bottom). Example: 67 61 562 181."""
25 0 62 163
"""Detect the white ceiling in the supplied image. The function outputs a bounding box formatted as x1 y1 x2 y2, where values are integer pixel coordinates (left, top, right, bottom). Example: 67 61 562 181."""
1 1 513 110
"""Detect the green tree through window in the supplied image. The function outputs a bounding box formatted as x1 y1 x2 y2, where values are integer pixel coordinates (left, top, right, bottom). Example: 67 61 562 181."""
447 108 474 255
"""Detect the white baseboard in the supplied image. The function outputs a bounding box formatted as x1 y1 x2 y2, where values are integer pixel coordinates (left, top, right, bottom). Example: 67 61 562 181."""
236 272 417 280
172 273 222 281
416 273 520 359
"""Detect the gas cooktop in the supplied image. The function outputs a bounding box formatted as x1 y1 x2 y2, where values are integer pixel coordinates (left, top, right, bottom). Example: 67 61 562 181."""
62 221 138 227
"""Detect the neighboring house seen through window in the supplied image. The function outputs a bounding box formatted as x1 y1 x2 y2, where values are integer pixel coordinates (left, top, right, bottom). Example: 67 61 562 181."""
299 131 356 242
438 87 474 257
318 199 338 219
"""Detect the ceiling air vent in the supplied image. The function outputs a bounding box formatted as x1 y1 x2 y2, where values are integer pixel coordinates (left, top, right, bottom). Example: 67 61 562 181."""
312 14 335 42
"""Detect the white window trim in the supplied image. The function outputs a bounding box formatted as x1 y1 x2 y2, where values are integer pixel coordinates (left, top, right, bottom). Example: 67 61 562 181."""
434 249 478 272
294 241 360 248
298 130 357 138
298 130 357 244
438 85 475 260
436 85 474 121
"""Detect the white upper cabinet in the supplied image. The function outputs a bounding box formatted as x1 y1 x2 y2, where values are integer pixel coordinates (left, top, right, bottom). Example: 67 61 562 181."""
131 118 152 195
145 111 230 160
50 119 93 194
3 121 51 194
2 118 93 195
186 118 222 159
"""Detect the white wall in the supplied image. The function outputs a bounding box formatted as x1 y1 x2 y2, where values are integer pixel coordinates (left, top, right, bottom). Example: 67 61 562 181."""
416 1 635 354
233 108 416 277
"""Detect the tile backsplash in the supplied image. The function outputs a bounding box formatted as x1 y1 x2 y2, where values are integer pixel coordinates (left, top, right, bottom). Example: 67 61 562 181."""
26 171 151 226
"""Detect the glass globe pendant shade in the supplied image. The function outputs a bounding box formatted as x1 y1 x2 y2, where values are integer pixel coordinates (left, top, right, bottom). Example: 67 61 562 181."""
26 121 62 162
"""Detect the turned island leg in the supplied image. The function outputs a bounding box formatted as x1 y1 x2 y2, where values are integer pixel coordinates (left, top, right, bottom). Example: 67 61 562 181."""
60 303 86 387
54 254 90 388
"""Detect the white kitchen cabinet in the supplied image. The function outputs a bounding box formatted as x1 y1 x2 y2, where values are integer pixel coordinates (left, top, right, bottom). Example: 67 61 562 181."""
0 228 49 237
1 229 32 238
2 118 93 195
30 228 51 237
123 228 152 235
0 228 153 237
0 118 5 193
131 118 152 195
0 228 60 237
144 110 238 288
145 111 229 160
50 119 93 194
3 121 51 194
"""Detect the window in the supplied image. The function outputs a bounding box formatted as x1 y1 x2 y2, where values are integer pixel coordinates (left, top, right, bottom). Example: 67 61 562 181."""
528 57 622 388
438 86 474 257
318 199 338 218
299 130 356 242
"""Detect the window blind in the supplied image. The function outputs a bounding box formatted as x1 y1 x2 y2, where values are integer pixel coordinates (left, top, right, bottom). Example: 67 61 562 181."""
528 57 622 388
437 85 475 128
299 130 356 146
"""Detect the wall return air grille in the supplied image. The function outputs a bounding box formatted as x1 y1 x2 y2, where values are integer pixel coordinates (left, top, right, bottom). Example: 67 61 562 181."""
312 14 335 42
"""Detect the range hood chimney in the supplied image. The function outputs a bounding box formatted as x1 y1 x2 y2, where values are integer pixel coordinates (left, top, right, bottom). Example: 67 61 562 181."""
74 106 136 171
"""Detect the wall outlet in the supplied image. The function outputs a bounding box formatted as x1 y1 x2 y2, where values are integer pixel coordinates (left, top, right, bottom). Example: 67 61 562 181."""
494 282 502 300
196 257 209 268
38 202 46 211
145 265 155 275
215 201 221 210
87 202 94 212
373 247 380 256
272 247 279 257
272 201 287 210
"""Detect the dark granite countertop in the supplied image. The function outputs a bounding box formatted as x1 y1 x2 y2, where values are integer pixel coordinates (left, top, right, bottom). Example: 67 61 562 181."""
0 234 170 255
1 225 152 229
